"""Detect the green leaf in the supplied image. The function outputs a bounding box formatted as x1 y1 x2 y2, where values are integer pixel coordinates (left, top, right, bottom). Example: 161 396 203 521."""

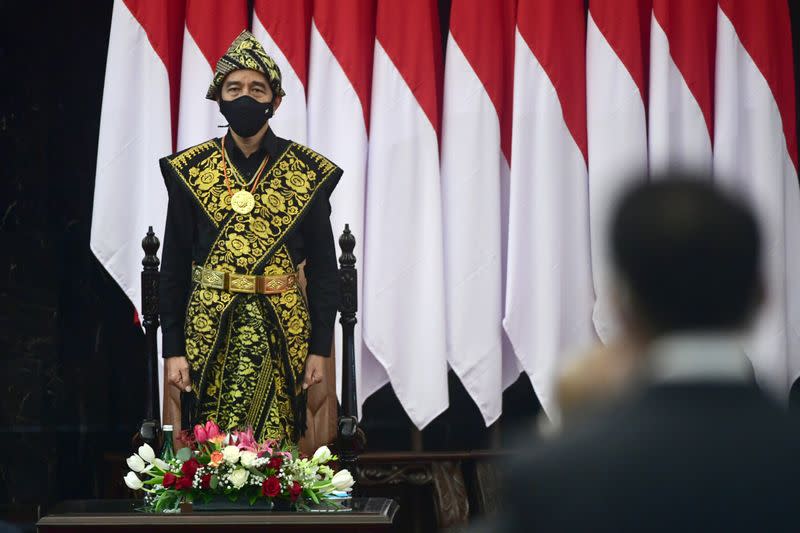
249 493 258 506
210 474 219 489
176 448 193 462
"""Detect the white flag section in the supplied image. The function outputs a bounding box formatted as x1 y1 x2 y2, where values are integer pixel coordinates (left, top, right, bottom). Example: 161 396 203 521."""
440 34 505 426
648 13 712 174
714 4 800 398
364 39 449 428
505 14 595 420
176 27 224 150
91 0 171 405
252 4 307 143
586 10 649 344
307 20 370 409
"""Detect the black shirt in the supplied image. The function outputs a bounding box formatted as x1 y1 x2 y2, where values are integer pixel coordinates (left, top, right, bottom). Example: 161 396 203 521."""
159 128 339 358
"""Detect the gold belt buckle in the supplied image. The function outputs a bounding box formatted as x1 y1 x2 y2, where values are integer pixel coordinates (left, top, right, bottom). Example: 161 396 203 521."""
201 268 225 290
229 272 257 294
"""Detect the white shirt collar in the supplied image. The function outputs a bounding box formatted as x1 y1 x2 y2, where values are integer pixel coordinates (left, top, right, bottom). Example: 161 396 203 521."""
646 332 754 384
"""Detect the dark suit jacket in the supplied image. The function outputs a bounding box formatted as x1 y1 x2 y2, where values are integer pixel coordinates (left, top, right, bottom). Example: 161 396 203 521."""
486 383 800 533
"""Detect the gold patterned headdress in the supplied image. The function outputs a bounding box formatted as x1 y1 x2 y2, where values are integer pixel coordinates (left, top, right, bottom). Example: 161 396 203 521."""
206 30 285 101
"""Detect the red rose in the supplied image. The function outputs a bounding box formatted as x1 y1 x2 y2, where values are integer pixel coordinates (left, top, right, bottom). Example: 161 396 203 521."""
261 476 281 498
181 458 200 478
267 457 283 470
289 481 302 502
175 476 193 491
200 473 212 490
163 472 177 488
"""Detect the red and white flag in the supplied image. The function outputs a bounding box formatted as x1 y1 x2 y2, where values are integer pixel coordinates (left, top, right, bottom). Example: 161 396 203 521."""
176 0 247 150
307 0 375 413
714 0 800 397
363 0 449 428
587 0 651 343
504 0 596 418
648 0 716 174
252 0 310 143
91 0 185 403
441 0 517 426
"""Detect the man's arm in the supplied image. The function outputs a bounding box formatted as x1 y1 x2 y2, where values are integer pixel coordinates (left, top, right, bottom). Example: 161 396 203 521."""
301 189 340 389
159 159 194 391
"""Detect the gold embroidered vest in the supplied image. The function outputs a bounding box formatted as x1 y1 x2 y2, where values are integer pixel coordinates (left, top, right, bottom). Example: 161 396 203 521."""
161 138 340 438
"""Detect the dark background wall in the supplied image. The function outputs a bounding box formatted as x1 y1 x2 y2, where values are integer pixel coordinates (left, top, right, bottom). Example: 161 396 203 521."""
2 0 800 513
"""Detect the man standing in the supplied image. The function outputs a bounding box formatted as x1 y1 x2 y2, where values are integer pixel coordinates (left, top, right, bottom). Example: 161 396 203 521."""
159 31 341 443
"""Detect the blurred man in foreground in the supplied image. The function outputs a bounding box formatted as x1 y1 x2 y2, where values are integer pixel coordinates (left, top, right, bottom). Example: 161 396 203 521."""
481 177 800 532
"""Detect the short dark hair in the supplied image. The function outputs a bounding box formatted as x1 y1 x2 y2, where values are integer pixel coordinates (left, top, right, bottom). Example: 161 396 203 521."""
611 175 761 333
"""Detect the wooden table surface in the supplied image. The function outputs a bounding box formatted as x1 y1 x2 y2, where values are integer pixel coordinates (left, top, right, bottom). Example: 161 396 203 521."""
37 498 398 532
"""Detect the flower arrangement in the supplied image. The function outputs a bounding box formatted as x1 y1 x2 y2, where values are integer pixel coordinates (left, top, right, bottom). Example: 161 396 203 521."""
123 420 354 512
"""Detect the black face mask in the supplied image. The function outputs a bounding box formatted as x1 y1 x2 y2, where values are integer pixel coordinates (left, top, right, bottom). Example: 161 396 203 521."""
219 95 274 137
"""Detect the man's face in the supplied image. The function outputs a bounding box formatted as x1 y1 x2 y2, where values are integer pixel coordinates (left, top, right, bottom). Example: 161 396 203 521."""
221 69 275 103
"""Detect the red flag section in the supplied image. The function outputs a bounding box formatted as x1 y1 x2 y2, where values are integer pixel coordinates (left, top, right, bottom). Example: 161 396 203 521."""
653 0 716 140
254 0 311 93
518 0 588 161
719 0 798 170
123 0 185 149
185 0 248 70
448 0 515 161
375 0 443 137
590 0 652 106
312 0 375 130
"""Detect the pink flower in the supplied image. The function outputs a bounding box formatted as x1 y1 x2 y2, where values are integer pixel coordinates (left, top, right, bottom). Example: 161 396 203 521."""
193 424 208 444
258 438 277 457
205 420 225 444
235 428 258 452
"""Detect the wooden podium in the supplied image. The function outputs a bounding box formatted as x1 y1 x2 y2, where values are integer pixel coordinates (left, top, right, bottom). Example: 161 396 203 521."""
37 499 398 532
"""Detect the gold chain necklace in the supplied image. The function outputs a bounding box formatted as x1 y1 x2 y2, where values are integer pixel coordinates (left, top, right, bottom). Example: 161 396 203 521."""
221 135 270 215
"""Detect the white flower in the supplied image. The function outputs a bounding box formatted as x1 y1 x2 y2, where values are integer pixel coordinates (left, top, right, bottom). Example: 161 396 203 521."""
311 446 332 464
126 454 146 473
222 445 241 464
331 470 354 492
229 468 249 489
138 443 156 464
124 471 143 490
240 450 258 467
154 458 171 472
318 465 334 480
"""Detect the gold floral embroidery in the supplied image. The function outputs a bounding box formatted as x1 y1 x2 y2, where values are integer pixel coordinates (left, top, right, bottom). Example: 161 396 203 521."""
167 139 339 442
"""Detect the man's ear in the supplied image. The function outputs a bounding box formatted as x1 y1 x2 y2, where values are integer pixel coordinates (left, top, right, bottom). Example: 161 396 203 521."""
272 95 283 113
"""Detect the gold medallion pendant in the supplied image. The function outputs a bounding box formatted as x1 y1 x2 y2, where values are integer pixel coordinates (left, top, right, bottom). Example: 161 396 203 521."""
231 190 256 214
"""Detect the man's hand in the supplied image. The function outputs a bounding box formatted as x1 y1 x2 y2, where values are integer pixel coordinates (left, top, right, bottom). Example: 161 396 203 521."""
166 356 192 392
303 354 326 390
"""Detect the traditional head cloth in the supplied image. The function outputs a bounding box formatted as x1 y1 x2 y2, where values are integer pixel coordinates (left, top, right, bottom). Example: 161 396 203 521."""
206 30 285 101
